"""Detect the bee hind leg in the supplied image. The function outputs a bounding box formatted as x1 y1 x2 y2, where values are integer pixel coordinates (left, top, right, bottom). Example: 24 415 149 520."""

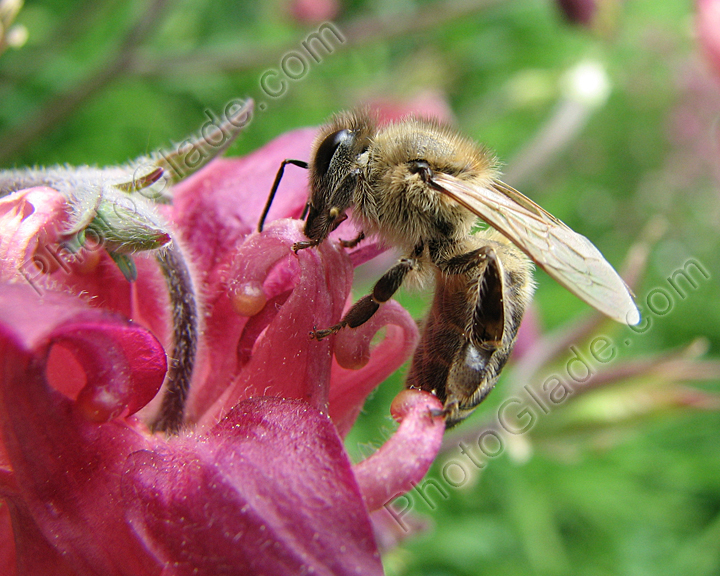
433 240 533 426
440 245 507 346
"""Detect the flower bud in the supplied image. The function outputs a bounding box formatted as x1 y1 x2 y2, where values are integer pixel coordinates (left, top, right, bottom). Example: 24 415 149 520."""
88 198 171 254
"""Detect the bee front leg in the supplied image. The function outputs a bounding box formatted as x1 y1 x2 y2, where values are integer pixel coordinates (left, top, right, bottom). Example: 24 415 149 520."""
311 247 420 340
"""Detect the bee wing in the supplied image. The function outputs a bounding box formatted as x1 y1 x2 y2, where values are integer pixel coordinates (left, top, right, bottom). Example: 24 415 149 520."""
431 174 640 325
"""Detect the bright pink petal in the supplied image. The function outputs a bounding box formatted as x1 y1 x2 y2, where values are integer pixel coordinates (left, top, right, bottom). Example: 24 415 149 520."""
168 128 316 288
0 498 76 576
0 187 69 284
330 299 420 437
0 284 166 575
354 390 445 511
347 240 390 267
192 219 353 426
164 125 417 433
0 119 447 574
123 397 383 576
48 321 167 421
0 503 16 576
0 186 169 357
368 90 456 125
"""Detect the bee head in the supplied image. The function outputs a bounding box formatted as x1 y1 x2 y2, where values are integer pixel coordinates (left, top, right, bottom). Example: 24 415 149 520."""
304 111 374 242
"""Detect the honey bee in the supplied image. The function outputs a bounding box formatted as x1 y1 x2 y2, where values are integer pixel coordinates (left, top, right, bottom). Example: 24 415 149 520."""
258 109 639 427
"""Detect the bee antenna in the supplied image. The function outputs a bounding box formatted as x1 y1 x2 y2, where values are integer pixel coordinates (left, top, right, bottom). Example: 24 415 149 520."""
258 158 309 232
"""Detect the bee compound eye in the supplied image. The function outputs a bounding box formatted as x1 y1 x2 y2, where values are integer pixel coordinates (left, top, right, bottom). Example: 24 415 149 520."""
314 129 352 178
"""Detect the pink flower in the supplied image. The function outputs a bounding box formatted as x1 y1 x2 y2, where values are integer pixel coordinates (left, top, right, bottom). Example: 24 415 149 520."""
697 0 720 78
556 0 597 25
0 123 446 575
287 0 340 24
366 89 456 125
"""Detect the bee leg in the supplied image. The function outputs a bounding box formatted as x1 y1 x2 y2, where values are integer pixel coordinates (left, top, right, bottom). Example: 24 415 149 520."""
292 238 322 253
432 245 506 347
311 250 419 340
447 248 507 423
300 200 310 221
450 247 507 344
441 245 498 277
410 242 531 427
339 231 365 248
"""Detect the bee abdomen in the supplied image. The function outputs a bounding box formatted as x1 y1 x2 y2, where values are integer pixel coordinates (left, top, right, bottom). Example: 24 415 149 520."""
406 237 534 427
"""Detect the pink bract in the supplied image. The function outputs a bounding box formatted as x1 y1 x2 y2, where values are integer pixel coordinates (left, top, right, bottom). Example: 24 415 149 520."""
0 125 445 575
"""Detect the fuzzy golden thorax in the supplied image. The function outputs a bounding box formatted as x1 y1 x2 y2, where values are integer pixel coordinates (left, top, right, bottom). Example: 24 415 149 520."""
354 117 498 252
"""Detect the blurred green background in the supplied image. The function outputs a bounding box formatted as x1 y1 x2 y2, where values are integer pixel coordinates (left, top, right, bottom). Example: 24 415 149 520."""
2 0 719 574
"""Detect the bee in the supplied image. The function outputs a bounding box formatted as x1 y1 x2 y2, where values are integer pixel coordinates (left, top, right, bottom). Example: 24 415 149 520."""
258 109 639 427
